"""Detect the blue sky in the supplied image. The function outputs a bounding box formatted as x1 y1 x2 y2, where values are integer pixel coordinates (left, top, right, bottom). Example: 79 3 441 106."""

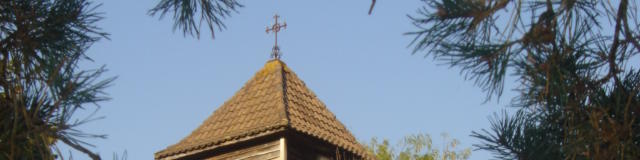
66 0 522 159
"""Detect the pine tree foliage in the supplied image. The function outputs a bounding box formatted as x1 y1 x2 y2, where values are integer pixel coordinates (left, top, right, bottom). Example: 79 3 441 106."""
0 0 112 159
148 0 242 39
408 0 640 159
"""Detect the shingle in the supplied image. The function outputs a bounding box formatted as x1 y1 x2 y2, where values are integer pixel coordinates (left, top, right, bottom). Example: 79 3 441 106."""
155 60 371 159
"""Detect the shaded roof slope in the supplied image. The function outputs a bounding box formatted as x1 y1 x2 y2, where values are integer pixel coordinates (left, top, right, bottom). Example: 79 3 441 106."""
155 60 369 159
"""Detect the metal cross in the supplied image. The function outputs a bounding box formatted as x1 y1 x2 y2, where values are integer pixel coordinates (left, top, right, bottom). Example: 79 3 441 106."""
266 14 287 59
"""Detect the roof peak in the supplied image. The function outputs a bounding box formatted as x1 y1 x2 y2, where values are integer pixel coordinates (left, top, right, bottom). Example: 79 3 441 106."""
155 60 370 159
266 58 285 64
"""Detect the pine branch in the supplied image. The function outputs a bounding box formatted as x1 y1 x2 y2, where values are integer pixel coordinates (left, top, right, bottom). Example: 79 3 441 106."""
60 137 101 160
148 0 243 39
368 0 376 15
409 0 640 159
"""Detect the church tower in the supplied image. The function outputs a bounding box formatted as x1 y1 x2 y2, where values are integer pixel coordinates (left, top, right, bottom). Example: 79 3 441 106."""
154 15 371 160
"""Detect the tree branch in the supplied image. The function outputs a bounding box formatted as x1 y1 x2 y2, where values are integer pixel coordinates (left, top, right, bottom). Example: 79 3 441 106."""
368 0 376 15
60 137 101 160
622 9 640 54
605 0 627 86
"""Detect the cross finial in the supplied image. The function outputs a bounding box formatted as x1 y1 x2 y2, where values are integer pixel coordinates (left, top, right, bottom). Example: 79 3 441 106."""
266 14 287 59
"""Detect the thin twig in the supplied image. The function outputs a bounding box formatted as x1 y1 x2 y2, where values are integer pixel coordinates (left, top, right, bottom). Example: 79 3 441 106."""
368 0 376 15
60 137 101 160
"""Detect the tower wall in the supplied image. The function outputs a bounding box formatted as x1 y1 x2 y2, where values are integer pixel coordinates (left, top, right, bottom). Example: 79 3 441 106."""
173 135 285 160
285 131 364 160
205 139 282 160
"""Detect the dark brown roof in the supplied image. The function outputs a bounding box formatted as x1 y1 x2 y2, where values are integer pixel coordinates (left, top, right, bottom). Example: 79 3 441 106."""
155 60 370 159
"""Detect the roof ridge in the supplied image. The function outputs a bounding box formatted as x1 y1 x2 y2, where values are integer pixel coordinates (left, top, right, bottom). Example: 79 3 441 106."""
278 60 292 127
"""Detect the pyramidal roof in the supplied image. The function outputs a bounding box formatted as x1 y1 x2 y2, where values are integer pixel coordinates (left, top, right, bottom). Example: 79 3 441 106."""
155 60 369 159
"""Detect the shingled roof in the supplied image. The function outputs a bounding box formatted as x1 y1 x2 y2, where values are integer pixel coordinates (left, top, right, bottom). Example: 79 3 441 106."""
155 60 370 159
